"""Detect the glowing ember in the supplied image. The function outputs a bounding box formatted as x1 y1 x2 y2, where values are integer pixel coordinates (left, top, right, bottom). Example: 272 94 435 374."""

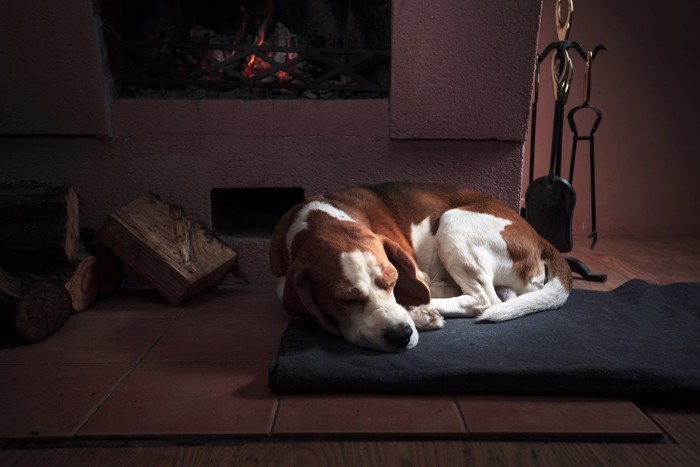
239 22 296 82
188 0 297 83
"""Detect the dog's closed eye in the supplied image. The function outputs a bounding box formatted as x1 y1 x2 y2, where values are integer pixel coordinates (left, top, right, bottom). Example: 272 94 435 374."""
374 278 396 291
339 298 364 309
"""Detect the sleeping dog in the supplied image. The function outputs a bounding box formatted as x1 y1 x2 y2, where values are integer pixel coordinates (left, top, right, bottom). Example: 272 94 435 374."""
270 182 572 352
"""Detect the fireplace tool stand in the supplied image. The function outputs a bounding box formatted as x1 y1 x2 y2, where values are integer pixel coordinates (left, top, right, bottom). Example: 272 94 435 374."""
525 0 607 282
568 51 602 250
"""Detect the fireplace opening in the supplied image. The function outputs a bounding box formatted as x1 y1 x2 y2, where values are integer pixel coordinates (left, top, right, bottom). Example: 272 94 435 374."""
98 0 391 99
211 187 304 238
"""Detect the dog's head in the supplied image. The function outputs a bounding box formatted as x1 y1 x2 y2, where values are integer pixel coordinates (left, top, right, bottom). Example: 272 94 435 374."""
279 220 430 352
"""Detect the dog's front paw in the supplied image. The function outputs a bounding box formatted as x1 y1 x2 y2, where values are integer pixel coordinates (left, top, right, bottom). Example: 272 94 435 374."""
407 305 445 331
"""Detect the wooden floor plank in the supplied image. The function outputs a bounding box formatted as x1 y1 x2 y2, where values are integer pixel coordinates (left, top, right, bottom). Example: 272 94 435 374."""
586 443 698 467
1 439 699 467
570 237 700 290
643 407 700 452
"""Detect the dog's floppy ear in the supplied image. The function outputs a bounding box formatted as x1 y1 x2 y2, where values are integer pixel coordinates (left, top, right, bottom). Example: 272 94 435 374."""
283 265 341 336
382 237 430 306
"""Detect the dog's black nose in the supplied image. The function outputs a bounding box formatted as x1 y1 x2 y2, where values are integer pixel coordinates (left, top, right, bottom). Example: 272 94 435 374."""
384 324 413 348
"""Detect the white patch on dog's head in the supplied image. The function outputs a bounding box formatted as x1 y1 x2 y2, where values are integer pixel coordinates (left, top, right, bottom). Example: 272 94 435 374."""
340 250 383 297
286 201 354 254
338 250 418 352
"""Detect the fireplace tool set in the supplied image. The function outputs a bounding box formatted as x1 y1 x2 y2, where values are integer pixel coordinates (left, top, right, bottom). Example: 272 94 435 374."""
525 0 607 282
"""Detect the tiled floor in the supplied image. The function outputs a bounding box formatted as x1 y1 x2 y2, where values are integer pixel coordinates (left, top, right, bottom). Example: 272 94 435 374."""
0 286 665 442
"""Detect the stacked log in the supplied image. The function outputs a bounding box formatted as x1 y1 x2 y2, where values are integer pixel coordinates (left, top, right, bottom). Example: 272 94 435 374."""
0 182 107 343
0 182 79 270
0 183 239 342
81 228 123 299
0 267 72 343
44 246 99 312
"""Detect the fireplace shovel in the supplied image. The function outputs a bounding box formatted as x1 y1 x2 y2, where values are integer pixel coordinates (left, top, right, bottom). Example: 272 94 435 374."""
525 50 576 253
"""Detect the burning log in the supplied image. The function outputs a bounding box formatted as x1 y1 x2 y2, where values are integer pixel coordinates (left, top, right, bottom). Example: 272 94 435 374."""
0 182 79 271
97 194 238 306
0 267 72 344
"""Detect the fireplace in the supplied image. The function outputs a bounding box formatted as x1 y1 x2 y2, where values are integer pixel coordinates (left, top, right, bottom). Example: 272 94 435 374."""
1 0 542 284
99 0 390 99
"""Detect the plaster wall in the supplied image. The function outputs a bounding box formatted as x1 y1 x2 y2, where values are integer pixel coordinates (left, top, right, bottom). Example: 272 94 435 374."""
525 0 700 238
391 0 541 140
0 0 110 135
1 101 523 282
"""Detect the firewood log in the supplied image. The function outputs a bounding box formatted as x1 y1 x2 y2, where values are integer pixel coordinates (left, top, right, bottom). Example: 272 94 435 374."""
0 182 79 271
0 267 71 344
0 266 31 298
1 243 97 314
97 193 238 306
48 247 98 312
81 228 123 298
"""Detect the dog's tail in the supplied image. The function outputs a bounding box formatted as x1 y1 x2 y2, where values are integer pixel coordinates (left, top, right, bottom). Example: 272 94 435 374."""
477 240 573 322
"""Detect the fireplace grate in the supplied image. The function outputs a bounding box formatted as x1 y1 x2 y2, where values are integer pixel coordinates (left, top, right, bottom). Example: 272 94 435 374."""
114 40 389 99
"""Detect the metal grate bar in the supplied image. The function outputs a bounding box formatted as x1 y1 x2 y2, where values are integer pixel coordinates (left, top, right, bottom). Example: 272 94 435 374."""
114 40 390 96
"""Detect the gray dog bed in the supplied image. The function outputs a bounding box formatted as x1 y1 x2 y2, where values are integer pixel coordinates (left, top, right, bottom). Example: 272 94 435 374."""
269 280 700 401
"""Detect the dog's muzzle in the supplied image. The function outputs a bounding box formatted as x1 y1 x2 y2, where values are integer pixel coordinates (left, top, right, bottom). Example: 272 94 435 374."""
383 323 414 349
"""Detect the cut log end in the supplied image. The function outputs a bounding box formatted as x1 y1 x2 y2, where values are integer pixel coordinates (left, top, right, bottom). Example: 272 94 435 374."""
4 280 72 344
65 251 98 312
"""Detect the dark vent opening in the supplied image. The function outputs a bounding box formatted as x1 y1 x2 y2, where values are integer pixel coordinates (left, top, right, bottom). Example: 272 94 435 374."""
211 187 304 238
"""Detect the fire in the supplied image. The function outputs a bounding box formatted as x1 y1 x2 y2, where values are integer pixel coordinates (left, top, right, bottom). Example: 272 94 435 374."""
238 11 296 82
190 0 296 83
244 18 268 74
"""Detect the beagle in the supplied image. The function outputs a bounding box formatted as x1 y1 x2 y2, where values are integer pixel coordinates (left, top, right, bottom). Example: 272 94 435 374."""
270 182 572 352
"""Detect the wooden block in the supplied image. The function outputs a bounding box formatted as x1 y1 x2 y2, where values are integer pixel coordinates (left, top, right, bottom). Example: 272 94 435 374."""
96 194 238 306
0 182 79 270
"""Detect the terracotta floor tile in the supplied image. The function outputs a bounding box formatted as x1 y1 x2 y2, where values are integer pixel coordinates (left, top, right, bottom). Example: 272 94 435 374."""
457 395 662 439
0 363 131 440
180 286 283 316
273 394 466 437
0 311 179 364
89 289 177 314
143 313 289 362
77 361 276 438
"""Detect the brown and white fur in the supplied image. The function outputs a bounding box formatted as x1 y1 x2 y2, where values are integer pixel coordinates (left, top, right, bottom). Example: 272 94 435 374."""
270 182 572 353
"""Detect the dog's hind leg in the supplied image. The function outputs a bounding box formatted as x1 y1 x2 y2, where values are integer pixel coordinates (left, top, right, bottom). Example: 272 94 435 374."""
429 237 501 318
495 285 517 302
428 208 513 318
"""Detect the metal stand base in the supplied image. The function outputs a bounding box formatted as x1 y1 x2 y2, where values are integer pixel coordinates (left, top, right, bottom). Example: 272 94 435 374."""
565 256 607 283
